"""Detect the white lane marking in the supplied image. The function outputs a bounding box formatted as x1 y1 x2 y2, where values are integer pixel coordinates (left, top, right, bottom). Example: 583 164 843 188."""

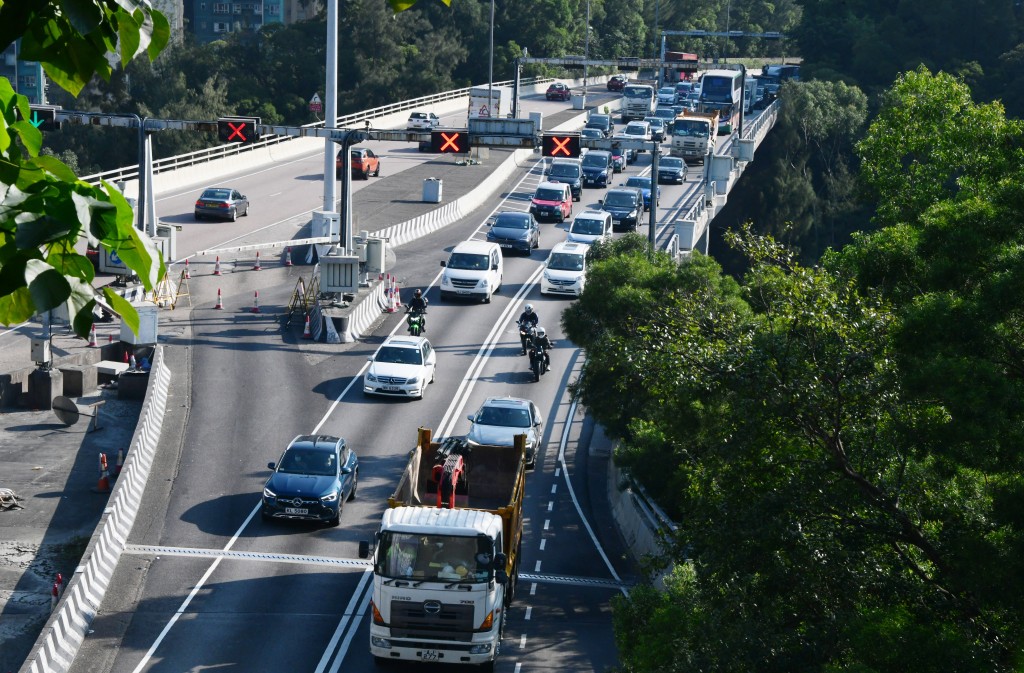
558 396 628 596
525 606 532 621
519 634 527 649
130 503 261 672
315 568 373 673
530 583 537 596
539 539 546 551
550 484 557 494
543 519 549 531
534 560 541 573
555 467 561 477
515 663 523 673
547 501 553 512
327 579 373 673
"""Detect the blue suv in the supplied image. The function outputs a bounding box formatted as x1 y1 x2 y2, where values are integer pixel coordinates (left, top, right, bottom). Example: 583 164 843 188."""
262 435 358 526
581 150 613 188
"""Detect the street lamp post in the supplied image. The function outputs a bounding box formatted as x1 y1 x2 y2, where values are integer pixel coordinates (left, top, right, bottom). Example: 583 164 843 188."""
488 0 495 109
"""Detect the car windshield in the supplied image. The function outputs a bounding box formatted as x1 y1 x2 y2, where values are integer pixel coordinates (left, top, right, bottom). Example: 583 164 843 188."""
626 178 650 190
278 448 336 476
660 158 684 169
534 188 565 202
673 120 710 138
476 405 532 427
375 346 423 365
604 192 637 207
581 129 602 138
201 189 230 200
548 253 585 272
645 118 663 128
582 153 608 167
446 253 490 270
654 109 675 120
494 214 530 229
571 218 604 235
586 117 609 128
659 88 675 95
549 163 581 178
624 125 647 136
376 532 492 583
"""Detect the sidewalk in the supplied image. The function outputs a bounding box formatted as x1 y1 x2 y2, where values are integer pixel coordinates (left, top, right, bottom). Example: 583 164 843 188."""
0 91 621 672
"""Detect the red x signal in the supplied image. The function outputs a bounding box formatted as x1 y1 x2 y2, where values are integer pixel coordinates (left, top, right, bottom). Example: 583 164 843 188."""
217 117 260 144
431 130 470 154
542 133 581 158
227 122 246 141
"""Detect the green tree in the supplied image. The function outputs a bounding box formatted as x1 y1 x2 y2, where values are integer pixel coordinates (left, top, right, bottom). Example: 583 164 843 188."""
0 0 170 335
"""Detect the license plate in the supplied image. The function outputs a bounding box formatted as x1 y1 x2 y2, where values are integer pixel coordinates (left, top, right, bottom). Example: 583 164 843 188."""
499 243 512 249
382 386 400 392
420 650 439 662
284 507 308 515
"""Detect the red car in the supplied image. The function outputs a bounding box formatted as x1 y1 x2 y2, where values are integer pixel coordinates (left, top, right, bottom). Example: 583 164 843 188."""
607 75 627 92
545 83 572 101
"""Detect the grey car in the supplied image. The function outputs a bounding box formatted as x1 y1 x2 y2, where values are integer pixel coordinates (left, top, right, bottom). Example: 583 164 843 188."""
486 211 540 255
194 187 249 221
466 396 544 468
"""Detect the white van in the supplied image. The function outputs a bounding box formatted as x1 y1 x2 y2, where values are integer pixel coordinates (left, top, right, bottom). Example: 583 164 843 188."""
541 241 588 297
567 210 612 245
439 240 503 303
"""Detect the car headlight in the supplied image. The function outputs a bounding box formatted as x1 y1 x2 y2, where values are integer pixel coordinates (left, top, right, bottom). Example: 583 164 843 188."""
441 275 450 287
263 487 276 498
543 271 552 281
406 376 420 385
321 491 338 503
366 373 377 383
477 279 490 289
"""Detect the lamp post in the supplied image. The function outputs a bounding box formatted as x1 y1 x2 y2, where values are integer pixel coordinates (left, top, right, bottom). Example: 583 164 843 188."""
582 0 590 99
488 0 495 110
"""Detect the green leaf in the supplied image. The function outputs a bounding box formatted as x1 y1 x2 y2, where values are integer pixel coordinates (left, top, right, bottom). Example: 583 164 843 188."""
118 10 142 66
103 287 139 335
31 154 79 182
24 259 71 313
147 9 171 60
0 286 35 326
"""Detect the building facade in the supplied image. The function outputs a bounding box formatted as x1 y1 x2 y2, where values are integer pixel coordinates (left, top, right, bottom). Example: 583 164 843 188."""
187 0 320 44
1 41 46 104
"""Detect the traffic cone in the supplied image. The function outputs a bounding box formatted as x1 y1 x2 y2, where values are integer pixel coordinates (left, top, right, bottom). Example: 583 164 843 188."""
251 290 261 313
114 448 124 477
51 582 59 612
213 256 222 276
385 275 396 313
302 314 312 339
92 453 111 494
392 282 401 313
87 324 98 347
253 251 262 271
184 258 191 279
214 288 223 310
284 247 293 267
123 350 129 364
55 573 64 599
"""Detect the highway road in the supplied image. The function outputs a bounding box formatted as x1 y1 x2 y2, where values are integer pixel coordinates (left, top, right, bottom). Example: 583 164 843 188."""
66 88 709 673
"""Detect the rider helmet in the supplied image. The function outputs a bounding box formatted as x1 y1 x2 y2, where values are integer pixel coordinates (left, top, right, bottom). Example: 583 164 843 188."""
414 289 423 297
536 327 546 338
525 304 534 315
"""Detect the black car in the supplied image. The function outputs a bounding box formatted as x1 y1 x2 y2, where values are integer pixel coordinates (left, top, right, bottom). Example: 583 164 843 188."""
262 435 358 526
581 150 613 188
657 156 687 184
600 187 644 232
546 159 583 201
585 113 613 138
486 211 541 255
653 107 678 134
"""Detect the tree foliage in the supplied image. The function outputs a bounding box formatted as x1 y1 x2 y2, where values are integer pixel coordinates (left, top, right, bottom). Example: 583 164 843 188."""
0 1 170 335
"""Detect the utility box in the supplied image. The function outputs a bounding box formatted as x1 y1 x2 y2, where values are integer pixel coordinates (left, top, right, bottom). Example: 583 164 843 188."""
156 222 179 262
529 111 542 131
423 178 442 203
571 94 586 110
320 253 359 294
31 338 52 365
366 238 386 275
120 303 159 345
312 211 341 243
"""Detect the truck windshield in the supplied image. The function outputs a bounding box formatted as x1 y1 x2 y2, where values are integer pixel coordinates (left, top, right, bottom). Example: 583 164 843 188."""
446 253 489 270
377 532 493 583
673 120 709 138
623 86 652 99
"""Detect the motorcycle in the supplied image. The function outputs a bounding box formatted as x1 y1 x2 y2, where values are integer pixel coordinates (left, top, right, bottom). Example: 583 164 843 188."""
406 310 426 336
517 320 536 355
529 342 549 382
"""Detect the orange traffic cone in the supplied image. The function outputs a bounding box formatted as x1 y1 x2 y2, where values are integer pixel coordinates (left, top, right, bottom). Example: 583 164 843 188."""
51 582 59 612
92 453 111 494
253 251 262 271
302 314 312 339
214 288 223 310
284 247 293 267
213 256 222 276
251 290 261 313
114 448 125 477
87 324 98 347
184 258 191 279
123 350 129 363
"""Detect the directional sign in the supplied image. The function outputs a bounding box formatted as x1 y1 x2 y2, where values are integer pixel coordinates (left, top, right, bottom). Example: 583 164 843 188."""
217 116 261 144
542 133 581 158
16 105 62 131
309 93 323 114
430 130 470 154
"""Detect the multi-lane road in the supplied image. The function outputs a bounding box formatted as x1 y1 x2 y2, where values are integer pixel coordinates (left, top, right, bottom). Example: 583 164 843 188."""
65 88 709 672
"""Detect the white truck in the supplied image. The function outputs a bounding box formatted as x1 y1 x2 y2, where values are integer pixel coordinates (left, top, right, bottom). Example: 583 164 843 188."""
669 110 720 163
620 84 656 123
361 428 526 670
468 85 512 120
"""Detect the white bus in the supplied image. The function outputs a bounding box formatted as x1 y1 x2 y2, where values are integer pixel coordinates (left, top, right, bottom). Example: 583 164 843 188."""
698 69 744 135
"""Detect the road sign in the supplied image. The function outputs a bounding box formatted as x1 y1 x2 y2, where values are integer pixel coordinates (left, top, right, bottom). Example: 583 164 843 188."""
217 117 261 144
309 93 323 114
17 105 62 131
542 133 581 158
478 105 490 118
431 130 470 154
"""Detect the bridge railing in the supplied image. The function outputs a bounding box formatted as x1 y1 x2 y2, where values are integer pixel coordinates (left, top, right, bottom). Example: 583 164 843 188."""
80 76 555 187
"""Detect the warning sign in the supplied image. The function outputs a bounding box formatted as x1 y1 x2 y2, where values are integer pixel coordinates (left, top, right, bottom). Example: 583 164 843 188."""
478 105 490 118
309 92 323 114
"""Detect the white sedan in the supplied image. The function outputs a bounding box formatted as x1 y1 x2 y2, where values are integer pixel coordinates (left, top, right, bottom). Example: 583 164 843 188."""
363 336 436 399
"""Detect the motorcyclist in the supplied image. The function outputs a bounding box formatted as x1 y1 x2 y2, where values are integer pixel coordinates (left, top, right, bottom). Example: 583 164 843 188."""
517 304 539 355
529 326 554 370
407 289 428 333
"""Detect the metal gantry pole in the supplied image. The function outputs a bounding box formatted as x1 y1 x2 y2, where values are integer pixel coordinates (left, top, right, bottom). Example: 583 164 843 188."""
488 0 495 108
324 0 339 220
648 143 659 255
583 0 591 98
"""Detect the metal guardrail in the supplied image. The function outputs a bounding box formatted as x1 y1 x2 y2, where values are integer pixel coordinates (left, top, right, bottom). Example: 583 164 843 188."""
627 473 678 535
740 99 780 142
79 77 554 187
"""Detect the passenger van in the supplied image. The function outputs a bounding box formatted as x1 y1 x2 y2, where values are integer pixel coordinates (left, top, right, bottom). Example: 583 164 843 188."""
567 210 612 245
541 241 589 297
439 240 503 303
546 158 583 201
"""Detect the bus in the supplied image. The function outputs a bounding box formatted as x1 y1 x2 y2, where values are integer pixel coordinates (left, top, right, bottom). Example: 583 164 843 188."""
698 69 743 135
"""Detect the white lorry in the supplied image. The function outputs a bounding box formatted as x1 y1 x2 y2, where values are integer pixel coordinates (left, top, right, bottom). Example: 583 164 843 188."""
362 428 526 670
669 110 720 164
620 84 656 123
468 85 512 120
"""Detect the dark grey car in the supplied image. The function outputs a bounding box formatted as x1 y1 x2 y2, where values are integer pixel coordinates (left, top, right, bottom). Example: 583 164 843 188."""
485 211 540 256
600 187 645 232
194 187 249 221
